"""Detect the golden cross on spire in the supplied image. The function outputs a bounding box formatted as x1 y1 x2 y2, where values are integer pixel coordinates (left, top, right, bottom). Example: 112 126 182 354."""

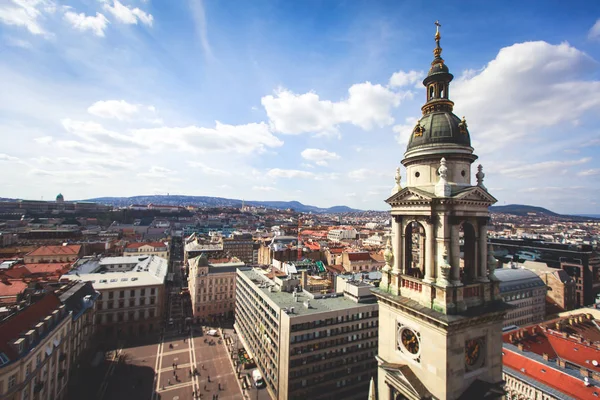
435 20 441 40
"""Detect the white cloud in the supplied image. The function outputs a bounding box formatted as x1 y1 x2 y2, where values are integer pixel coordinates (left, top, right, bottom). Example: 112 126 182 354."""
589 19 600 40
261 82 404 136
498 157 591 178
61 119 139 147
252 186 277 192
347 169 388 181
5 36 33 49
393 117 417 148
0 0 55 36
578 169 600 177
137 166 175 179
188 0 213 60
187 162 230 176
28 168 110 179
452 41 600 153
132 121 283 154
64 11 109 37
56 140 111 154
34 136 53 144
0 153 19 162
88 100 154 120
389 70 423 87
103 0 153 26
300 148 340 166
266 168 314 179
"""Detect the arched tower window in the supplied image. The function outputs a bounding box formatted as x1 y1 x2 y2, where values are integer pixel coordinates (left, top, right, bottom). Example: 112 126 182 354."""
460 222 477 282
429 86 434 100
404 221 426 278
440 86 445 98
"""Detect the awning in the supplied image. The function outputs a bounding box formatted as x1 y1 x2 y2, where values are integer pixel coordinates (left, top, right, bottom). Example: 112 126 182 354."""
53 338 60 347
45 346 53 356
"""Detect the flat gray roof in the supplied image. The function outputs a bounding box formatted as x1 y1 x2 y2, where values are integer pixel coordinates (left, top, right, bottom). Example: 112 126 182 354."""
239 268 375 317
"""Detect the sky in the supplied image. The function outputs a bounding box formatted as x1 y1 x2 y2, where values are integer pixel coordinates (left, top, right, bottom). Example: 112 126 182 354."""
0 0 600 214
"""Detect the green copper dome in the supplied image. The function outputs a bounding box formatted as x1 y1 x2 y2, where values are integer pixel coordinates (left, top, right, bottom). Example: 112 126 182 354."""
407 111 470 150
405 22 472 153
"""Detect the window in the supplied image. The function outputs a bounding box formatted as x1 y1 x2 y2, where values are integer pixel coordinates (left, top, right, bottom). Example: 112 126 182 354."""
129 299 135 307
8 374 17 389
130 290 135 297
119 291 124 298
140 298 146 306
150 297 155 305
26 363 31 377
141 289 146 296
149 309 155 318
108 292 114 300
151 288 156 295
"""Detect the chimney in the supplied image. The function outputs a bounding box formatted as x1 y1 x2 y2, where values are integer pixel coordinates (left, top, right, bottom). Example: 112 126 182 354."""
509 334 514 343
557 359 566 368
543 353 549 361
517 343 524 351
562 332 568 339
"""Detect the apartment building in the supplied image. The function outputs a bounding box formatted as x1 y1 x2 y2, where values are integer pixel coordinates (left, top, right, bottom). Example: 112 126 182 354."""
338 251 384 273
540 270 577 312
188 255 243 322
222 235 254 263
327 228 357 243
55 282 98 366
61 255 167 337
235 267 378 400
0 293 71 400
123 242 169 260
23 245 82 264
496 268 547 327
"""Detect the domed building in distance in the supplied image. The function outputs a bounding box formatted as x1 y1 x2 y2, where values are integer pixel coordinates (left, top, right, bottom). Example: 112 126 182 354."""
56 193 64 203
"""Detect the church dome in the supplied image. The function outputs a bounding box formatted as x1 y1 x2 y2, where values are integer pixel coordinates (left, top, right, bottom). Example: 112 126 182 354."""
404 22 473 155
407 111 470 151
56 193 64 202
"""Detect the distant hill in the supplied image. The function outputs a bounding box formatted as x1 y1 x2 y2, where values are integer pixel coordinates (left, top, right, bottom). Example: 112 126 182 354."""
490 204 599 221
85 195 362 214
489 204 560 217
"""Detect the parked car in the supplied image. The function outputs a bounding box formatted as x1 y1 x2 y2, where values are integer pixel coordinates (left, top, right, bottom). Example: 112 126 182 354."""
207 329 218 336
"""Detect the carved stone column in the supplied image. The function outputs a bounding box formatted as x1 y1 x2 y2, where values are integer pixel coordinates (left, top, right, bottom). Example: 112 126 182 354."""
392 216 402 273
478 221 489 282
451 223 461 284
424 219 435 283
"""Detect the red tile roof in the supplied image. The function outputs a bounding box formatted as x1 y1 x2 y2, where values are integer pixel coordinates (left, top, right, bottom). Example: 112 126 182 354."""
347 252 372 261
503 348 600 399
0 279 28 299
0 293 62 361
326 264 345 274
18 263 71 276
26 245 81 257
329 248 345 254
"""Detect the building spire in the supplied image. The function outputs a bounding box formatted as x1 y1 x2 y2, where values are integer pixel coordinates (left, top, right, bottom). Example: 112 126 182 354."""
433 20 443 62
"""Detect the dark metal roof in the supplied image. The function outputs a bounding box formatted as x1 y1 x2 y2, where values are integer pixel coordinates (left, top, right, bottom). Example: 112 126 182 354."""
407 111 471 151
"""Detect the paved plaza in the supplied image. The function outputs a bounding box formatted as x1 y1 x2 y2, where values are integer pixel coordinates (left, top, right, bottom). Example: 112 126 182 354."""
69 328 246 400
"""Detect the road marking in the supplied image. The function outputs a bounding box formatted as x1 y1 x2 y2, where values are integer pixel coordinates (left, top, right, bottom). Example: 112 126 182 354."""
188 329 199 396
152 335 164 400
157 381 194 392
162 349 190 356
159 362 192 373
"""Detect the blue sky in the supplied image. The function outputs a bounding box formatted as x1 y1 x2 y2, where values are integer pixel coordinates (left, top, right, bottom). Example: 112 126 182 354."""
1 0 600 213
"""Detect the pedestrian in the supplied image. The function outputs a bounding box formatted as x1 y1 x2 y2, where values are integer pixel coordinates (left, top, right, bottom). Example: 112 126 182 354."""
173 370 176 376
204 385 207 391
168 379 171 385
208 375 211 382
172 362 175 369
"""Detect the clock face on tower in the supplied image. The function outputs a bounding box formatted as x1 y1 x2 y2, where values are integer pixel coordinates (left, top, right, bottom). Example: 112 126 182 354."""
465 337 486 371
397 323 421 362
401 328 420 354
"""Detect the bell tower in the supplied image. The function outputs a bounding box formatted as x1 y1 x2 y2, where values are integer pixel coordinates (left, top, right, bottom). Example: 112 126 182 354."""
375 22 508 400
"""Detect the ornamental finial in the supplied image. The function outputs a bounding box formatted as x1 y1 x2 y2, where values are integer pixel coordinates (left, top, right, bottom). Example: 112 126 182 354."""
476 164 487 191
434 20 442 57
392 167 402 194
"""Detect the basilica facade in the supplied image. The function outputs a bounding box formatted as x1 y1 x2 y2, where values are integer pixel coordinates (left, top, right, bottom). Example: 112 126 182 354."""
374 23 509 400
